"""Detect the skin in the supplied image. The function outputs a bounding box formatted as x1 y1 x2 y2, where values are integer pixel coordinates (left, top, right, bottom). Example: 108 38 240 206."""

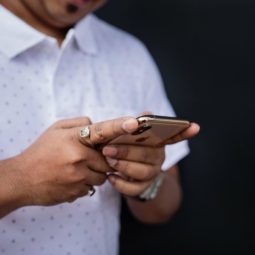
0 0 106 45
0 0 200 223
0 116 140 218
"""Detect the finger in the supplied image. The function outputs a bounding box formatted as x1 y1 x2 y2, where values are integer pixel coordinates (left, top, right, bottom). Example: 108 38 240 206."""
108 174 151 197
53 117 92 129
76 116 139 146
102 145 165 165
75 162 107 186
67 183 91 202
137 111 153 117
106 158 159 181
70 143 111 173
166 122 200 144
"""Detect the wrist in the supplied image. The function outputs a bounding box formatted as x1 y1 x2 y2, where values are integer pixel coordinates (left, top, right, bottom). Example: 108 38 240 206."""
0 155 31 208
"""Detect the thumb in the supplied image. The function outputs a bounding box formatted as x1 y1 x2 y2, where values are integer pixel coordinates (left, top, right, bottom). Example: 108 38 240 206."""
137 111 153 117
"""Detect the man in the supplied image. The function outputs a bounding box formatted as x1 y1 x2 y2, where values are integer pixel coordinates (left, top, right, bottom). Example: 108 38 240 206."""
0 0 200 254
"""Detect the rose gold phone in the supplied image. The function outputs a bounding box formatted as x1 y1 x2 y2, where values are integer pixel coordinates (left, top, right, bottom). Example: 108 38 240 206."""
107 115 191 147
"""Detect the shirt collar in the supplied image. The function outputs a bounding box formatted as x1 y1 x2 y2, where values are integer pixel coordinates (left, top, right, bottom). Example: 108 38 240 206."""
74 14 98 56
0 5 45 59
0 5 98 59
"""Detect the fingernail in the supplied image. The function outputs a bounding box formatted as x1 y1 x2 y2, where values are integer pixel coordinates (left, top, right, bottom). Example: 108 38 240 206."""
194 123 201 132
103 146 118 157
106 157 118 167
122 118 138 133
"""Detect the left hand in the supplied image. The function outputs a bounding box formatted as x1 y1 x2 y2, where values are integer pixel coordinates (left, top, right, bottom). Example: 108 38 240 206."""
102 122 200 197
102 144 165 197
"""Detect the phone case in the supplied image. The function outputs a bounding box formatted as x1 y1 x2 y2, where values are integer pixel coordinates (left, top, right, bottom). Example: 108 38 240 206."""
106 115 190 147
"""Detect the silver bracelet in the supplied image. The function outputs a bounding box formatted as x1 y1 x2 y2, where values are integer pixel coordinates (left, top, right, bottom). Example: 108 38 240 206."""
136 172 165 202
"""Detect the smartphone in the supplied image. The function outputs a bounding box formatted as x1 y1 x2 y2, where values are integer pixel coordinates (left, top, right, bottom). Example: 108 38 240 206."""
105 114 191 148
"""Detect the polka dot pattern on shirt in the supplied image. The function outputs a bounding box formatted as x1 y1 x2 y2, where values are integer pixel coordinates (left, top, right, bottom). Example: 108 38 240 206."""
0 7 189 255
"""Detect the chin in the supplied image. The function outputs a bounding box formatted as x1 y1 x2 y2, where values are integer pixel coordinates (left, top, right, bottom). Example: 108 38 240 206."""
39 3 86 28
45 12 87 28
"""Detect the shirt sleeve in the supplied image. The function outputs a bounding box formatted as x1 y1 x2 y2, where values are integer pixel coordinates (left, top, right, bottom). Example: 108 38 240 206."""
139 46 190 170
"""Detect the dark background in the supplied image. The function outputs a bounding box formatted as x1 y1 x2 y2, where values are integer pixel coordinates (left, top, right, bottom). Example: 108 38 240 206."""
96 1 254 254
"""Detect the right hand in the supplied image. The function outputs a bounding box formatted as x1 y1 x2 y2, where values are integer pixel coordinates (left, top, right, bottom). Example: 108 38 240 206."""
11 116 138 206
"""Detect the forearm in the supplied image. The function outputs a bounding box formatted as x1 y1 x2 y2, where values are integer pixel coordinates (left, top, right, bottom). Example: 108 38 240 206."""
126 166 182 224
0 157 28 218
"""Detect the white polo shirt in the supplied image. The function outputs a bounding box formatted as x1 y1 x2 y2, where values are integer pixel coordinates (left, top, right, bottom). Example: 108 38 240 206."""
0 6 189 255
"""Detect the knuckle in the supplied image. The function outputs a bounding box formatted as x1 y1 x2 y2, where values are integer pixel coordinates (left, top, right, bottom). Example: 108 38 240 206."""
68 149 86 163
90 124 106 143
112 119 123 136
83 117 92 125
69 144 90 161
117 146 128 159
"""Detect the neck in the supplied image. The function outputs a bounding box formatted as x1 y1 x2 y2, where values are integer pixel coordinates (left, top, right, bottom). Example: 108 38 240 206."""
0 0 67 45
